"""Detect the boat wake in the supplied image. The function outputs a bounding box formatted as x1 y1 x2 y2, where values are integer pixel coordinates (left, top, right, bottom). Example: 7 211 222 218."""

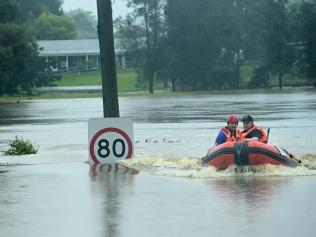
120 154 316 178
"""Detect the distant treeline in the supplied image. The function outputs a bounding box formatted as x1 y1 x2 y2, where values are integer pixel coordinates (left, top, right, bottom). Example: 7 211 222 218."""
1 0 315 96
115 0 316 92
0 0 97 96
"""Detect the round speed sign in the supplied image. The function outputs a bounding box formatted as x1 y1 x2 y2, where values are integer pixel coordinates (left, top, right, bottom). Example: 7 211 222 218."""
89 127 133 164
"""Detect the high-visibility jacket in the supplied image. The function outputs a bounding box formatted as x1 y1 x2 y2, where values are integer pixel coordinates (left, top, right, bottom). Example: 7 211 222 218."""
221 127 241 142
240 126 267 143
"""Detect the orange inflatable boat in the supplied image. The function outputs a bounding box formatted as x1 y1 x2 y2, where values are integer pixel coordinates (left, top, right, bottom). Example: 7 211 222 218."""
202 141 300 170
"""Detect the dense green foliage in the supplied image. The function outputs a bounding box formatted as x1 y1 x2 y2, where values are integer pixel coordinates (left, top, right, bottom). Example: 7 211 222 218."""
65 9 98 39
1 0 316 96
4 136 38 155
31 11 77 40
0 24 44 95
0 0 18 23
293 1 316 83
17 0 63 20
0 0 66 96
0 1 102 96
116 0 316 92
115 0 167 93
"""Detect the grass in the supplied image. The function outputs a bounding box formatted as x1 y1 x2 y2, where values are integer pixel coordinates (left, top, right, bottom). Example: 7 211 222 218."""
54 68 167 92
55 71 102 87
240 64 254 84
55 69 142 92
0 67 314 104
240 64 315 87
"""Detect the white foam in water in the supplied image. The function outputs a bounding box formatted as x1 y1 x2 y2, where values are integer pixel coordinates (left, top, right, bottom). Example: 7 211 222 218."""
121 155 316 178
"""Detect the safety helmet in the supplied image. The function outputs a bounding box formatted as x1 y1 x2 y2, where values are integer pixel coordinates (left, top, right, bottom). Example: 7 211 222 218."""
227 114 238 124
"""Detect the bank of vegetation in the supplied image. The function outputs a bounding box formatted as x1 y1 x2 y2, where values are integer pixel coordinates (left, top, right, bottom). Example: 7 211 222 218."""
0 0 99 97
115 0 316 93
0 0 316 98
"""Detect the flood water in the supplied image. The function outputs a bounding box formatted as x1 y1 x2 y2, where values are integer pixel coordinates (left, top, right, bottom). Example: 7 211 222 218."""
1 89 316 237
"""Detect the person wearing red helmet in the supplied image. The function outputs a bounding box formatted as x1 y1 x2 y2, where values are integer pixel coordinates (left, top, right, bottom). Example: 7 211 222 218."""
215 114 241 146
240 115 267 143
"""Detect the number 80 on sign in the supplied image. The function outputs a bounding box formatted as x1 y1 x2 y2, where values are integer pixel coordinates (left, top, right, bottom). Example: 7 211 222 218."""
89 127 133 164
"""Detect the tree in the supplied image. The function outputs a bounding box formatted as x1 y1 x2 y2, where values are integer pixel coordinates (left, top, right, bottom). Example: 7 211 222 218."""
0 0 59 96
17 0 63 21
241 0 296 89
114 15 146 53
118 0 310 91
0 0 18 23
166 0 234 91
219 0 259 89
118 0 166 94
260 0 295 89
65 9 98 39
31 11 77 40
114 15 147 89
296 1 316 83
0 24 44 95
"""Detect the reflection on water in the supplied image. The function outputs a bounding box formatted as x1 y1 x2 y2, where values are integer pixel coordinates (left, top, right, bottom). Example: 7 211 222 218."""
203 175 316 237
207 177 283 206
89 163 138 237
0 161 316 237
204 177 286 231
1 90 316 157
1 90 316 237
0 90 315 125
90 163 140 176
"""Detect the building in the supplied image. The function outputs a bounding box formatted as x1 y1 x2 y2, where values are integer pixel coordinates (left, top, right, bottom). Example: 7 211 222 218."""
37 39 139 73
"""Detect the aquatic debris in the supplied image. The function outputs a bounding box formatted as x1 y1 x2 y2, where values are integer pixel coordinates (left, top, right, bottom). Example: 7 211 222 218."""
3 136 38 156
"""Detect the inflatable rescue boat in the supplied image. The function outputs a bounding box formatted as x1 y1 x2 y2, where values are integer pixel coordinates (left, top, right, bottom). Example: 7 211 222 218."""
202 141 300 170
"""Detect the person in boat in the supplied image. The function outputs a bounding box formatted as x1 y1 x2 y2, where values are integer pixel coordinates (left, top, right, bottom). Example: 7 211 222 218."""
240 115 267 143
215 114 241 146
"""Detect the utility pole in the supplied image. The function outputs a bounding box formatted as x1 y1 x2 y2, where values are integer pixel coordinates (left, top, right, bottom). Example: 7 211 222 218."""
96 0 120 117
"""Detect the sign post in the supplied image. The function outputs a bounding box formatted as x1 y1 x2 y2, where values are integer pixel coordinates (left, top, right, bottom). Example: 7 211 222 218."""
88 118 133 164
96 0 119 117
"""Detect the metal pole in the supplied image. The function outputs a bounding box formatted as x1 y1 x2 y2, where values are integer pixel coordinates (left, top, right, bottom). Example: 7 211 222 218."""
96 0 120 117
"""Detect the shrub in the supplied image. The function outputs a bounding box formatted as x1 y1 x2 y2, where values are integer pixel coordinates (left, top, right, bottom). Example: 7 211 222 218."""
4 136 38 155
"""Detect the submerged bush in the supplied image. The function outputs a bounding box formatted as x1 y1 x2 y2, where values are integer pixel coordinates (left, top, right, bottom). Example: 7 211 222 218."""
4 136 38 155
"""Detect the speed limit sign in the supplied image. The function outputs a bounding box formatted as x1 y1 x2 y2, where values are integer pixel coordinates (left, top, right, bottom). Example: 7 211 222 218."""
88 118 133 164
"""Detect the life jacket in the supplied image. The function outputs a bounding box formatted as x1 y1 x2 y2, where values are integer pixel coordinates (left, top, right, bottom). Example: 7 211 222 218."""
240 126 267 143
221 127 241 142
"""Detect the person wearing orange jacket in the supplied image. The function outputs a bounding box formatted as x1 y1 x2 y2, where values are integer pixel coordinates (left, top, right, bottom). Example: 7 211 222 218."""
240 115 267 143
215 114 241 146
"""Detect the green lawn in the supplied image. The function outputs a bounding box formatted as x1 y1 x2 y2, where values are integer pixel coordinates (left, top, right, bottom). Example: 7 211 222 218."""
55 69 141 92
1 67 313 104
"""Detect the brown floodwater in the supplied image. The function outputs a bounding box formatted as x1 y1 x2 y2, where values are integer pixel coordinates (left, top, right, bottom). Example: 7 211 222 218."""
1 89 316 237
